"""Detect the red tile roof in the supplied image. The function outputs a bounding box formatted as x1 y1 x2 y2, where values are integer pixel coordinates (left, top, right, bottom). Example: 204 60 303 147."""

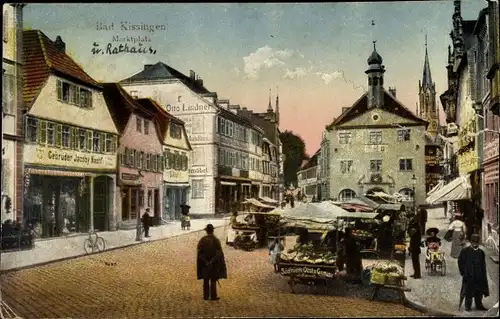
23 30 100 107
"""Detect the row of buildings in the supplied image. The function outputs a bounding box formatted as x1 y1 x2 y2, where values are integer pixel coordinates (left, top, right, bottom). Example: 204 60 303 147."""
1 4 284 238
297 0 500 251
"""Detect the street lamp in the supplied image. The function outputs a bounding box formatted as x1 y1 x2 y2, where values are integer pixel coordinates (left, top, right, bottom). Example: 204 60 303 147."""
135 170 145 242
412 174 417 213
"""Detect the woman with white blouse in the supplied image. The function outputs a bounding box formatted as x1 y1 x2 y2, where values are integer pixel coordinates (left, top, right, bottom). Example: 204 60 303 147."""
448 214 467 258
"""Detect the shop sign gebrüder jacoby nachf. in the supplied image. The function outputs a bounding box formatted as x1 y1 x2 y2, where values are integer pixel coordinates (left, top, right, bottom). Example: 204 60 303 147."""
24 144 116 170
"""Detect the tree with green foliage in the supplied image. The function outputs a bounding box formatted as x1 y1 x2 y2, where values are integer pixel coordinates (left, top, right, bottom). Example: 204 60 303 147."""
279 130 307 188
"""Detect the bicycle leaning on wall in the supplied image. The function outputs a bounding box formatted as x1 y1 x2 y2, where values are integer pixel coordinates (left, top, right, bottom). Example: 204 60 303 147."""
83 230 106 254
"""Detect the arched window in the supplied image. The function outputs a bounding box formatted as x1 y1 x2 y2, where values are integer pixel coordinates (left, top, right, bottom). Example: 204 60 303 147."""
339 189 356 201
399 188 414 201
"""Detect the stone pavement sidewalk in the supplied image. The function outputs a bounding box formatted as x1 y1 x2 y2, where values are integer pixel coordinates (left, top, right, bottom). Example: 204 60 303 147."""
0 217 229 272
404 207 499 317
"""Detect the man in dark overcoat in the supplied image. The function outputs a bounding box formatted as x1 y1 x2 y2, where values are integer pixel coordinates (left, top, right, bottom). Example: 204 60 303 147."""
458 234 489 311
408 219 422 279
417 207 428 236
197 224 227 301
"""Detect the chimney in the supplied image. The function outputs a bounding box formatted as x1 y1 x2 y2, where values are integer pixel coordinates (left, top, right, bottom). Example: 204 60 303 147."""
195 77 203 87
389 87 397 98
144 64 153 70
342 107 350 114
190 70 196 81
54 36 66 52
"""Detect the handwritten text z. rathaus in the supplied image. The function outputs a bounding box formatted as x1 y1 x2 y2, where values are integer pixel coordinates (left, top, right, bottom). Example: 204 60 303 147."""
91 42 156 55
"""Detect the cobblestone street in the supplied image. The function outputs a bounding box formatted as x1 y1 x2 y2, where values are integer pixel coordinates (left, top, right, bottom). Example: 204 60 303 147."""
1 227 423 318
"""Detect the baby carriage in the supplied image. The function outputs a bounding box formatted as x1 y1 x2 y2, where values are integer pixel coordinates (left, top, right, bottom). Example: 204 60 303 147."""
181 215 191 230
424 241 446 276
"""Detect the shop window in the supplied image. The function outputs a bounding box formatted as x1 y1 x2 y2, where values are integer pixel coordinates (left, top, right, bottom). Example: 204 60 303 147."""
47 123 56 146
62 126 71 148
144 120 149 135
136 116 142 132
192 179 205 199
146 154 151 170
92 131 100 153
78 129 87 150
26 118 38 143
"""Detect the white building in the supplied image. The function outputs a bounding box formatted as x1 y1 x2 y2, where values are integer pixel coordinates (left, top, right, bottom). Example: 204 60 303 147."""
297 150 320 200
2 4 24 222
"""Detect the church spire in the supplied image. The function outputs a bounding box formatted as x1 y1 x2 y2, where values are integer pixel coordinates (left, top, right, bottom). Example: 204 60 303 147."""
275 86 280 124
422 34 433 89
267 88 273 112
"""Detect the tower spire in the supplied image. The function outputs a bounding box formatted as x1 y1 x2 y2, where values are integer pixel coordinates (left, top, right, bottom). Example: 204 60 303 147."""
422 34 433 89
275 86 280 124
267 88 273 112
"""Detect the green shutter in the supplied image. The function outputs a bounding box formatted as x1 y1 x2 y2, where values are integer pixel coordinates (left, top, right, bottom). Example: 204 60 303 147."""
40 121 47 145
87 130 92 152
88 91 93 108
56 124 62 147
100 133 105 153
35 120 41 143
71 127 78 149
56 80 62 100
160 155 164 171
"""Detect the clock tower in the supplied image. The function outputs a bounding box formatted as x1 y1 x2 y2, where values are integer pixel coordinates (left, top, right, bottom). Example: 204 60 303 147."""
418 36 439 138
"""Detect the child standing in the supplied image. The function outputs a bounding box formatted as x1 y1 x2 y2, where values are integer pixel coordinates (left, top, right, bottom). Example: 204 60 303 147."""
269 238 285 273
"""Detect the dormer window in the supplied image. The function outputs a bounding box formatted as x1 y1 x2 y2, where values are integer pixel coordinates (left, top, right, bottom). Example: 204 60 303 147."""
136 116 142 132
169 123 182 139
56 79 93 108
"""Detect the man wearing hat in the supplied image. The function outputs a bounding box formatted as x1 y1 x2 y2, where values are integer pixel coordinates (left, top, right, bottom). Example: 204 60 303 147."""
197 224 227 301
458 234 489 311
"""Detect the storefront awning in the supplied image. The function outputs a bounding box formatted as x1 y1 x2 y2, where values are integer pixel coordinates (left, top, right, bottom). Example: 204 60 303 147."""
164 182 190 187
260 196 278 204
426 174 471 205
427 180 445 196
221 181 237 186
26 168 88 178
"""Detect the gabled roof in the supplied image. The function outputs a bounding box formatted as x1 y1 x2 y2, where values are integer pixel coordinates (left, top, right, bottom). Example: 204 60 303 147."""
119 62 210 95
23 30 101 107
299 150 319 171
135 98 192 151
331 90 427 127
101 83 156 135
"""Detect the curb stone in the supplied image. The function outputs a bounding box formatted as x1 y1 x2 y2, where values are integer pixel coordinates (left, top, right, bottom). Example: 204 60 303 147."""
0 224 226 274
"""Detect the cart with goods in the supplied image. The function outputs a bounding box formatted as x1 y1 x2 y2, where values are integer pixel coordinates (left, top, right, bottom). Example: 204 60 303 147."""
335 211 381 256
368 260 410 303
276 202 349 293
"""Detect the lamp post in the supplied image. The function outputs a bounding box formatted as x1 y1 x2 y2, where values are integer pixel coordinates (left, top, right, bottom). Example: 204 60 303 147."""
135 170 145 242
412 174 417 214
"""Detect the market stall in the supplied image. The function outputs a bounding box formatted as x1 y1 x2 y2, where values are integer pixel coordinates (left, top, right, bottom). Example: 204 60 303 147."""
368 259 410 303
276 202 346 293
335 211 380 253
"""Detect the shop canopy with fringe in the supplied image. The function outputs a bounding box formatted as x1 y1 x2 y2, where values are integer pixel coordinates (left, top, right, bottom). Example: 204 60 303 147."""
425 174 472 205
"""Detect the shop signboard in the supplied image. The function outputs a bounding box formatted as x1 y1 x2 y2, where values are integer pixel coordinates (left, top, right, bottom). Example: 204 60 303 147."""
24 144 116 170
458 118 479 174
279 264 336 279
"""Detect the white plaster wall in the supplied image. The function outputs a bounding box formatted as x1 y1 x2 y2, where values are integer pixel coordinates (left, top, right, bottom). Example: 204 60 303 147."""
28 75 118 134
1 140 15 222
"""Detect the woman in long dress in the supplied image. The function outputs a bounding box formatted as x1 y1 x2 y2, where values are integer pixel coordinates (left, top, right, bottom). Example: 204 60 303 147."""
449 214 467 259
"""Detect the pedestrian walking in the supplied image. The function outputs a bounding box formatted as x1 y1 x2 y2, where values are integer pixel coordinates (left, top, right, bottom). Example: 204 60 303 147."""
417 207 428 236
446 213 467 259
458 234 489 312
408 219 422 279
197 224 227 301
141 208 152 238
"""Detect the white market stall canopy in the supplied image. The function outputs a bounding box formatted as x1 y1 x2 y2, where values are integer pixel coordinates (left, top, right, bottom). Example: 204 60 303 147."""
336 211 379 219
281 202 349 224
242 198 275 209
426 174 471 205
427 180 445 197
259 196 278 204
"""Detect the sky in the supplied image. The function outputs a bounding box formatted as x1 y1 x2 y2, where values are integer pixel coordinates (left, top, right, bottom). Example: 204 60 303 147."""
23 2 487 154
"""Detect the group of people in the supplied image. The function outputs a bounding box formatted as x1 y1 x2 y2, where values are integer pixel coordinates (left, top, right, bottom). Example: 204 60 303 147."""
407 210 490 312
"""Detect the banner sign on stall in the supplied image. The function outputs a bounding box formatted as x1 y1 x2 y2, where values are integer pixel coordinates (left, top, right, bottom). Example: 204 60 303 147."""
280 265 335 278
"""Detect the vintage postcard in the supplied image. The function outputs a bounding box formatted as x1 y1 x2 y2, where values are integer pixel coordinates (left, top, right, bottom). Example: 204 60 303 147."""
1 2 499 318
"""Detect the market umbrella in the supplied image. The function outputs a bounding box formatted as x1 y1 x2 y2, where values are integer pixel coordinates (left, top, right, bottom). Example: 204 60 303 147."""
425 227 440 236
